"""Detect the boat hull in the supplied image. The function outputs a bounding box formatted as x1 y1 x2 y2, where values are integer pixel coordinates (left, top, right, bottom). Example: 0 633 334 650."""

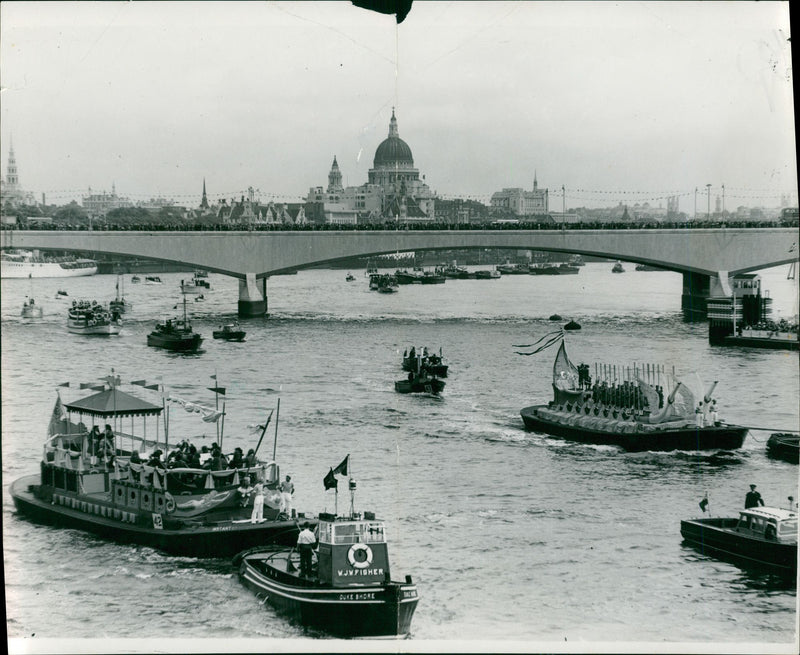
395 378 445 394
147 333 203 352
212 330 246 342
680 517 797 576
1 260 97 278
766 433 800 464
520 405 748 451
238 552 419 637
719 334 799 351
68 322 122 335
10 475 303 558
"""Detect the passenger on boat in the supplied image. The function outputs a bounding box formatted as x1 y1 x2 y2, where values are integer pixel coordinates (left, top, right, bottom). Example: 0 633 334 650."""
710 400 719 427
297 522 317 577
147 450 165 469
279 475 294 517
229 447 244 469
251 482 265 523
199 446 211 466
245 449 257 467
695 404 704 428
88 425 101 455
187 446 201 468
745 484 765 509
130 450 142 464
237 477 254 507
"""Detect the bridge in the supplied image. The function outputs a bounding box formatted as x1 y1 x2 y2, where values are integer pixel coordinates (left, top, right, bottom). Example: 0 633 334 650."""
2 228 796 316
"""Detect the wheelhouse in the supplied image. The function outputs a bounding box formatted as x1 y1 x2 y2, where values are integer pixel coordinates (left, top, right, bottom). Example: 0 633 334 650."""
736 507 797 543
316 512 391 587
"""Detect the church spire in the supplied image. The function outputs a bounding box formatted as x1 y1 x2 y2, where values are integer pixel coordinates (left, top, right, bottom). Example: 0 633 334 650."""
533 170 538 190
200 177 209 209
388 107 399 138
327 156 343 193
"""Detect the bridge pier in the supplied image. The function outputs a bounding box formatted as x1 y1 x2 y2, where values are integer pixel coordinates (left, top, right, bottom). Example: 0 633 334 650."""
238 273 268 317
681 272 712 320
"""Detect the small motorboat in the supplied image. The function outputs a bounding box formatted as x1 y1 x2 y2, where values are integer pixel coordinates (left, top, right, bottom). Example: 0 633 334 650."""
680 501 797 577
213 323 246 342
147 294 202 353
766 433 799 464
612 261 625 273
144 276 163 285
345 273 356 282
395 369 445 395
131 275 141 284
236 471 419 637
56 289 68 297
21 297 43 319
549 314 563 321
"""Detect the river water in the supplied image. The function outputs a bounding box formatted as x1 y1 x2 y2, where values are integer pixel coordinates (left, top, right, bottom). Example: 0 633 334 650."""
2 263 798 653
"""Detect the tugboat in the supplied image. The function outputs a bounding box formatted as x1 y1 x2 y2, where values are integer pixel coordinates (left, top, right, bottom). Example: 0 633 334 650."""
10 384 308 557
67 300 122 335
147 291 203 352
21 297 43 319
402 346 448 378
109 274 131 314
611 261 625 273
213 322 247 342
680 497 797 577
766 433 799 464
518 331 748 451
395 352 446 395
236 461 419 637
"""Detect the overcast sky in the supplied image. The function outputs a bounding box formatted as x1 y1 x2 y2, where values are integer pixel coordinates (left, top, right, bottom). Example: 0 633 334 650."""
0 1 795 210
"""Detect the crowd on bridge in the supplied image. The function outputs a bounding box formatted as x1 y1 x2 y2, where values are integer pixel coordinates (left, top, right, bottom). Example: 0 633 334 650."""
3 216 797 233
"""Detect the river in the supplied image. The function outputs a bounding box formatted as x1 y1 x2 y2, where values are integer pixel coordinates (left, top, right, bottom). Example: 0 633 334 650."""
2 263 798 653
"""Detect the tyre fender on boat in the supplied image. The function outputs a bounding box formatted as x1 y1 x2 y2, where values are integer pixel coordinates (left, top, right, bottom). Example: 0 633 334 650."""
347 543 373 569
164 492 176 514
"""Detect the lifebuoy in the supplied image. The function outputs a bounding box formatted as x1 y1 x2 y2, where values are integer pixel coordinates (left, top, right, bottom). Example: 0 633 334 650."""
164 492 176 514
347 543 373 569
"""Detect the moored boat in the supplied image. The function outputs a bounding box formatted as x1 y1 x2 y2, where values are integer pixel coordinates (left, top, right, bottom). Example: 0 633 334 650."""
1 249 98 278
144 276 163 285
766 433 799 464
612 261 625 273
236 463 419 637
518 331 748 451
21 297 43 319
10 384 308 558
394 269 423 284
67 300 122 335
213 323 247 342
680 502 797 577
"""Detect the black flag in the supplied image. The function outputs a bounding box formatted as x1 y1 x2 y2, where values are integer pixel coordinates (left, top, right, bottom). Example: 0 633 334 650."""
352 0 413 24
333 455 349 476
323 468 338 490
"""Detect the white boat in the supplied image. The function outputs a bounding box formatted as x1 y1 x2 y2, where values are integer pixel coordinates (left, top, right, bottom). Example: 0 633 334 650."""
180 279 202 295
21 297 43 319
67 301 122 335
1 250 97 278
144 276 163 285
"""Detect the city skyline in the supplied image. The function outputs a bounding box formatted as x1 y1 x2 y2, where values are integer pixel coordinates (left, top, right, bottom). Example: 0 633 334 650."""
1 1 796 209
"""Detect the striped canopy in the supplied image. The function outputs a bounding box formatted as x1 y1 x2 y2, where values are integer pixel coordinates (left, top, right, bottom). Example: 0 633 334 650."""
64 388 162 417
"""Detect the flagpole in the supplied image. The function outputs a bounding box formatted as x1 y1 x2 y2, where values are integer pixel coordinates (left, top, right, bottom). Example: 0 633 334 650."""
219 401 226 450
252 409 273 459
272 398 281 461
214 370 220 445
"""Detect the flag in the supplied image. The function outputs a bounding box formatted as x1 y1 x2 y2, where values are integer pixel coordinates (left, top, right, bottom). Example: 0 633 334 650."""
131 379 147 387
333 455 349 476
323 468 338 490
207 387 226 395
201 410 224 423
699 496 709 512
58 381 70 388
48 393 66 437
91 384 105 391
145 383 160 390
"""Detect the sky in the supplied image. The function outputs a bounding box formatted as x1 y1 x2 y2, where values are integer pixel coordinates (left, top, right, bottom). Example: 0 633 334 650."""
0 1 796 210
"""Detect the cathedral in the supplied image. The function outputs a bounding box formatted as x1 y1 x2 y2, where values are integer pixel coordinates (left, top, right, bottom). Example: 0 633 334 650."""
307 109 436 223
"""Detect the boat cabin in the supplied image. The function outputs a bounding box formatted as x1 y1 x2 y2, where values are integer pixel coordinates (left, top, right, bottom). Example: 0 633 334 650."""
735 507 797 544
316 512 391 586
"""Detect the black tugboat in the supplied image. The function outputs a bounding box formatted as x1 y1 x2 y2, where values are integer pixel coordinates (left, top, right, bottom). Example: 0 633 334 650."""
236 464 419 637
147 289 203 352
518 331 748 451
766 433 799 464
396 351 445 395
212 322 247 342
680 500 797 577
10 384 308 557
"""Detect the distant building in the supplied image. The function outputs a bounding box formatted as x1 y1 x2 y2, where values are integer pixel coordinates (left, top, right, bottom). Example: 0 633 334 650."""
1 137 37 207
82 183 133 215
307 109 436 223
490 173 549 216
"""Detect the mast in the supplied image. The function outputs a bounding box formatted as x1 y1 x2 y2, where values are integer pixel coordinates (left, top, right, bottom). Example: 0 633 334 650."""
272 398 281 461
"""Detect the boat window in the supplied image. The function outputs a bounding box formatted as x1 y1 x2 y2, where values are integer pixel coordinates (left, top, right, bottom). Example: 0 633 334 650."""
333 521 386 545
778 518 797 535
318 521 332 544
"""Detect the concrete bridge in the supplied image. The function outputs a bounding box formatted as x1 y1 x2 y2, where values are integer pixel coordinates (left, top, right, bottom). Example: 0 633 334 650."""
2 228 796 316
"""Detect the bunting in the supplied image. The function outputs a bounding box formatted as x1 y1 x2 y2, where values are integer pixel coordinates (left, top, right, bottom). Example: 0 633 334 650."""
513 329 564 356
167 396 224 423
